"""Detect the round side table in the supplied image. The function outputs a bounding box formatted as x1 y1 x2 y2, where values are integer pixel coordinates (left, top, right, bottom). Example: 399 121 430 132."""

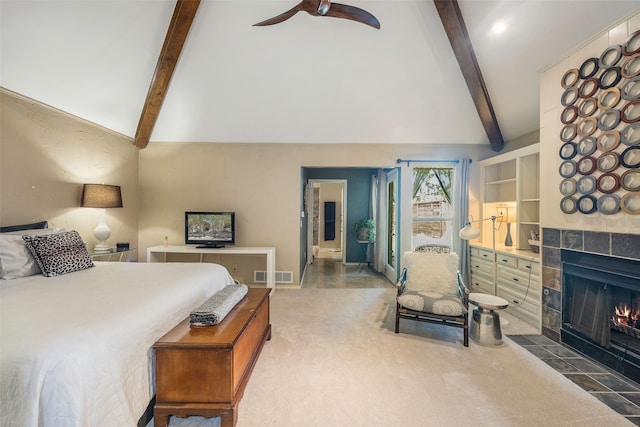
468 293 509 346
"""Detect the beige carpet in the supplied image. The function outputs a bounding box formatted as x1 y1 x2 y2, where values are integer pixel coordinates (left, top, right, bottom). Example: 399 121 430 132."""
149 288 632 427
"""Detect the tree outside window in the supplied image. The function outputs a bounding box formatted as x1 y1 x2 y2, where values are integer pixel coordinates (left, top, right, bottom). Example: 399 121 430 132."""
412 167 454 248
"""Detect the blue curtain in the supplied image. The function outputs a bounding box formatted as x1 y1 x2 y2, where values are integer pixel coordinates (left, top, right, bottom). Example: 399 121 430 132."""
457 157 471 286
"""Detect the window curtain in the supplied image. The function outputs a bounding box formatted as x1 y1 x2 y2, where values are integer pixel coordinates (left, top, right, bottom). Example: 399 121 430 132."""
456 158 471 286
371 171 387 273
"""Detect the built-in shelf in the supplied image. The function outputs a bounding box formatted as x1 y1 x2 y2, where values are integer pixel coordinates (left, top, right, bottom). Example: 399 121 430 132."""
486 178 517 186
479 144 540 251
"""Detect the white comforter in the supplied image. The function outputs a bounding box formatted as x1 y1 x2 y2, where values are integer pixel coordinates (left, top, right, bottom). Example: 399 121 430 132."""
0 262 234 427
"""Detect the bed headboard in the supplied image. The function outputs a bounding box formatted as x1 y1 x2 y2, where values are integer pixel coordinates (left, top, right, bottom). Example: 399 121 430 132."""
0 221 48 233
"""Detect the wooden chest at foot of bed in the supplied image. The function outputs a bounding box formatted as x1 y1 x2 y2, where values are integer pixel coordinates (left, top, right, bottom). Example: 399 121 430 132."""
153 288 271 427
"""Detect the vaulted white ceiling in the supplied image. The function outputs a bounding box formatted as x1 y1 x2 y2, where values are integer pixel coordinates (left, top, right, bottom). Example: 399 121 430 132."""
1 1 639 147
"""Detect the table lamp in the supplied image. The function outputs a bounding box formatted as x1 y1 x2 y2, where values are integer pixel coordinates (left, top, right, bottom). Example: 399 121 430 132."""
81 184 123 252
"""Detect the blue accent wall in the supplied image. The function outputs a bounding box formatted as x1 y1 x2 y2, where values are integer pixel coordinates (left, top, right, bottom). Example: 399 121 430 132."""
304 167 377 264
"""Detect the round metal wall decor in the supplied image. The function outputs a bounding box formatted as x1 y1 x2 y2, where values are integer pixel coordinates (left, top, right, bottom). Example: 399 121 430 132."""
562 87 580 106
560 178 577 196
579 78 599 99
561 68 580 88
560 142 577 159
597 108 621 130
560 124 578 142
621 56 640 78
621 75 640 100
577 156 597 175
596 172 621 194
621 122 640 146
578 97 598 117
597 130 621 152
599 45 623 68
621 146 640 168
577 195 598 214
621 192 640 214
598 87 621 110
559 160 577 178
597 151 620 172
577 117 597 137
597 194 621 214
561 105 579 124
559 37 640 216
622 30 640 56
599 67 622 89
577 175 597 194
621 170 640 191
577 136 597 156
560 196 578 214
621 99 640 123
579 57 600 79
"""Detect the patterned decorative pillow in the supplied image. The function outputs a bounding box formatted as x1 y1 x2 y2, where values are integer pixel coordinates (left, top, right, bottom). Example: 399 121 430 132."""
398 290 467 316
23 231 94 277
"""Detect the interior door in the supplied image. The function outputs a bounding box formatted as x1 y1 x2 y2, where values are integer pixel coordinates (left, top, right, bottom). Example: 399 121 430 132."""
384 168 399 283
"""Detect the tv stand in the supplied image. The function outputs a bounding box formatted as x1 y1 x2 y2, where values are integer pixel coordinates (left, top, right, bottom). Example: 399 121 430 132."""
196 244 225 249
146 245 276 291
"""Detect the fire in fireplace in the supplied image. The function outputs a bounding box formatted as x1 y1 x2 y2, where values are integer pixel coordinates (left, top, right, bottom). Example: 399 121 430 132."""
562 250 640 384
612 305 639 330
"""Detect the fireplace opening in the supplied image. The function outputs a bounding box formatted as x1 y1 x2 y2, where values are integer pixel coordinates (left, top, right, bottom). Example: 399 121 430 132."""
562 250 640 384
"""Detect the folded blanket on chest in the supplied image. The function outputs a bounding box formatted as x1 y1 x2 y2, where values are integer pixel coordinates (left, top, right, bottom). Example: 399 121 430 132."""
190 283 249 326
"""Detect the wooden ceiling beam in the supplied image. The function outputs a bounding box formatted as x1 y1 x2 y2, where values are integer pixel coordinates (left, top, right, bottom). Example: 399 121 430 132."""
434 0 505 152
134 0 200 149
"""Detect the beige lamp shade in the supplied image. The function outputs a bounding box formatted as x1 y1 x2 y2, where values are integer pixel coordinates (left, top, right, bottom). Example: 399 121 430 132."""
81 184 123 251
81 184 123 208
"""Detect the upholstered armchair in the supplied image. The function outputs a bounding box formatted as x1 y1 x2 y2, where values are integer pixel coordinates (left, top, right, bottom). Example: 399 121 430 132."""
395 249 469 347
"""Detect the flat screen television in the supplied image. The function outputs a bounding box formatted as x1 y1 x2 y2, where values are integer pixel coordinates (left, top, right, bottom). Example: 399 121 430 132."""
185 211 235 248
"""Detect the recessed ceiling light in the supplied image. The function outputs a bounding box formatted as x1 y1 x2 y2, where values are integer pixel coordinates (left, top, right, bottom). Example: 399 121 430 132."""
491 21 507 35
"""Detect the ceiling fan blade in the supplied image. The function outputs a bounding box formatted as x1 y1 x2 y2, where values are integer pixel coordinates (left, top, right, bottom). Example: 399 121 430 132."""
325 3 380 29
253 4 303 26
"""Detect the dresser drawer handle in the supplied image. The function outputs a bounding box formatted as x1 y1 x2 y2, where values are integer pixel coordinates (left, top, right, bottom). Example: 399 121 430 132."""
482 254 489 258
525 265 531 269
512 278 519 282
501 259 509 263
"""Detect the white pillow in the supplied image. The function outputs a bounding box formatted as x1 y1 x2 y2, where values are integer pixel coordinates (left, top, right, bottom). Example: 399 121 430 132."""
0 228 63 279
404 251 459 294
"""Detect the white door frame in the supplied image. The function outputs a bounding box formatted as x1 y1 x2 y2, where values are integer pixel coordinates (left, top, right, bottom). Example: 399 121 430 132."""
384 168 400 283
307 179 347 265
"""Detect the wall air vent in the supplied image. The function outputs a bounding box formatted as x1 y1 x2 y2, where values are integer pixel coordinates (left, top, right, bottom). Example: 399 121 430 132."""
254 271 293 283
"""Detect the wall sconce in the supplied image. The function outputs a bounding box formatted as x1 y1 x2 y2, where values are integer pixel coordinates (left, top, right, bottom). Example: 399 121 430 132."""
81 184 123 251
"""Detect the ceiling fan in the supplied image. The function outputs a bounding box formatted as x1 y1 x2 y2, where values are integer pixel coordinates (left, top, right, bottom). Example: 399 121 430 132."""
253 0 380 29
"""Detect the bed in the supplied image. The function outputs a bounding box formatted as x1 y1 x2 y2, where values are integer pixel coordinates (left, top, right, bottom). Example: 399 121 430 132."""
0 223 235 427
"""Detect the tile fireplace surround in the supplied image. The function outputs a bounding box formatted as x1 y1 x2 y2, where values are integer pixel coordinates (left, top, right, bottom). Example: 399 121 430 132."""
541 228 640 380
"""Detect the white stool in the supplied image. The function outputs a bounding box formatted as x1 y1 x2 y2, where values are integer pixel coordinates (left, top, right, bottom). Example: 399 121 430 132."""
468 293 509 346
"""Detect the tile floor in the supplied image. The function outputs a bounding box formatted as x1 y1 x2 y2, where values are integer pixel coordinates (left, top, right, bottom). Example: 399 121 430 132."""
508 334 640 426
301 257 393 288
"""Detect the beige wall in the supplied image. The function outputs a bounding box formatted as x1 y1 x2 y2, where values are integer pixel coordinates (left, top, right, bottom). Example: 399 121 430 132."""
539 12 640 233
0 89 139 251
139 142 493 285
1 87 503 286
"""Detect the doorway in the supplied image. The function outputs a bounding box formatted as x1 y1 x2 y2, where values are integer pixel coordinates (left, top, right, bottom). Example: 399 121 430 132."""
307 180 347 265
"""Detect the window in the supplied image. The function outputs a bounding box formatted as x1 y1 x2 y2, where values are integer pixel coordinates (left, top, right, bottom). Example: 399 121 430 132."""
412 167 454 248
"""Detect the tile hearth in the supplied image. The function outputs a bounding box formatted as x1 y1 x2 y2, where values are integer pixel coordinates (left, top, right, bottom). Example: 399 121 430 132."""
510 334 640 425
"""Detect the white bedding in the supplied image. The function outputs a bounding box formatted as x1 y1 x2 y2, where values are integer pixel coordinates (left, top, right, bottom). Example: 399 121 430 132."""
0 262 234 427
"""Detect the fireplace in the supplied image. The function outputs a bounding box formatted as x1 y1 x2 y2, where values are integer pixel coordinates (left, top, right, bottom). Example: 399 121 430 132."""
561 250 640 383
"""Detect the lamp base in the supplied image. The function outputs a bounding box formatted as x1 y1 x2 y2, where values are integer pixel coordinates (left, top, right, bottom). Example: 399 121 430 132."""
93 243 111 252
504 223 513 247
